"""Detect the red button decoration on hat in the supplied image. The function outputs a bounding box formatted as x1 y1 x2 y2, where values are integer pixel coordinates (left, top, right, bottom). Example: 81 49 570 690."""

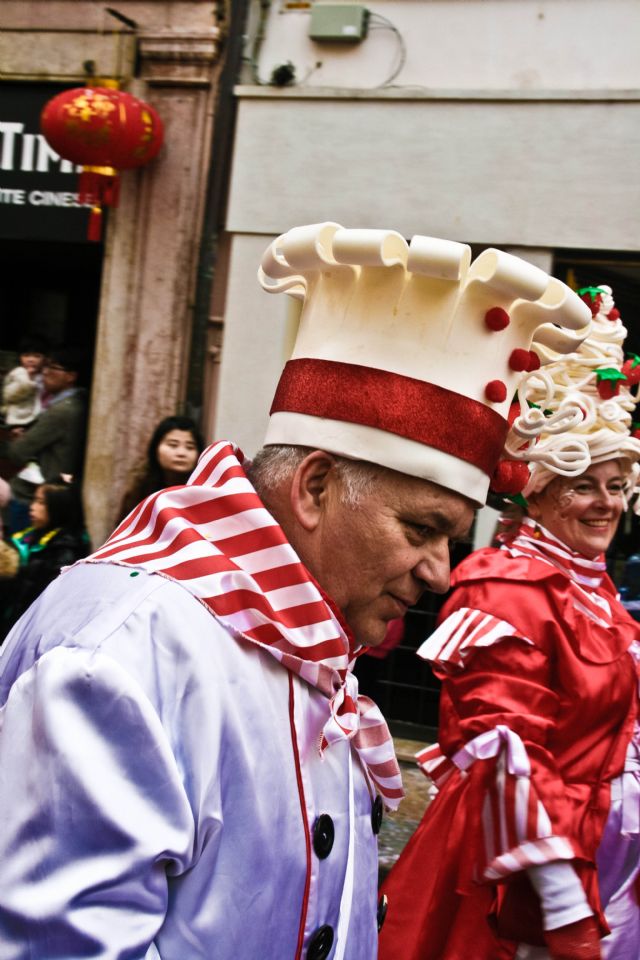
527 352 541 371
40 86 164 241
485 307 510 331
509 349 540 373
485 380 507 403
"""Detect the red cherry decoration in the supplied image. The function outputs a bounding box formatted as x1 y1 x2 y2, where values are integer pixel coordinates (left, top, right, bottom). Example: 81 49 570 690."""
597 380 620 400
485 307 510 331
596 367 627 400
485 380 507 403
490 460 530 495
622 355 640 386
579 292 602 317
527 351 541 371
606 308 620 322
509 349 530 372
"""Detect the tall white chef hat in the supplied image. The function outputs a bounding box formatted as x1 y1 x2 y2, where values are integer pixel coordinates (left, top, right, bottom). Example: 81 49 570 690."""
258 222 592 505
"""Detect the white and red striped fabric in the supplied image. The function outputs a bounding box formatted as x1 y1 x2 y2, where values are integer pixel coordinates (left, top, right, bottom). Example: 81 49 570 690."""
417 726 575 882
86 441 404 809
508 518 606 591
417 607 534 674
506 518 613 627
418 518 611 675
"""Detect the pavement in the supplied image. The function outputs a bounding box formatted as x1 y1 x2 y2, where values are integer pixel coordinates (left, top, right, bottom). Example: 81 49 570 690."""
378 738 433 882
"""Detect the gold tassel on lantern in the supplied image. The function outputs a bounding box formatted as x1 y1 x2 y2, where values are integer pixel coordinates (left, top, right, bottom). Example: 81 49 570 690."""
78 165 120 241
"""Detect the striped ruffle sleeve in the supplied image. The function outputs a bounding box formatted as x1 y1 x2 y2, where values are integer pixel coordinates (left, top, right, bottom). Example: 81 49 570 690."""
417 726 576 883
417 607 534 674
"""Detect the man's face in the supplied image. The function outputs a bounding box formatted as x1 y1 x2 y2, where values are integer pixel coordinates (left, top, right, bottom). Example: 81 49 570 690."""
42 360 77 395
309 466 474 647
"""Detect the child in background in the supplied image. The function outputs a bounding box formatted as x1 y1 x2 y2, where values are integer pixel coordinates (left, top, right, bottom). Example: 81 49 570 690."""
1 338 46 428
0 480 89 640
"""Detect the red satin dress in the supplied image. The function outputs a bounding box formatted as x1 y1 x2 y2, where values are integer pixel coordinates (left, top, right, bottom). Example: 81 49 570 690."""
379 523 640 960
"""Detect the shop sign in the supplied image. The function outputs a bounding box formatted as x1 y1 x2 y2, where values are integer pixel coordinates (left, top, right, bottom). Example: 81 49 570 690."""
0 82 95 242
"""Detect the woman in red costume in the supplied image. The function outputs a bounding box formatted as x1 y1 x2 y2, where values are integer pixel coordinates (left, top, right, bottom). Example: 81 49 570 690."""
379 286 640 960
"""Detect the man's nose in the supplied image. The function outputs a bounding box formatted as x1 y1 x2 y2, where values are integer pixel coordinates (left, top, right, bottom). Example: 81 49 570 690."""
413 539 451 595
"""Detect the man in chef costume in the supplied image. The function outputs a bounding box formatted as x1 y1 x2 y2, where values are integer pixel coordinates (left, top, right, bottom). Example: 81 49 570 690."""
0 222 590 957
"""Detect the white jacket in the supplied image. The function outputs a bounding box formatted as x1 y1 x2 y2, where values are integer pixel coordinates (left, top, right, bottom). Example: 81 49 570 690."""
2 366 41 425
0 563 380 959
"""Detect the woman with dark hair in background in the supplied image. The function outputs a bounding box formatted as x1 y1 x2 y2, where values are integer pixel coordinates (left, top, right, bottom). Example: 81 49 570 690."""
0 480 88 640
118 415 204 522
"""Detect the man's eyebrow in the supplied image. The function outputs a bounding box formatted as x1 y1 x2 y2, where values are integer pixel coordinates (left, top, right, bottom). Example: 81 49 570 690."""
428 509 471 538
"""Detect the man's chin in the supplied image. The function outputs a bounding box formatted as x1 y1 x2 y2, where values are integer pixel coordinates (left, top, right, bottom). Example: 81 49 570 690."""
353 621 388 649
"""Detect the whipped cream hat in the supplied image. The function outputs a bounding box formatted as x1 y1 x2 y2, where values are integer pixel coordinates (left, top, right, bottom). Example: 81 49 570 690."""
518 284 640 497
258 223 591 505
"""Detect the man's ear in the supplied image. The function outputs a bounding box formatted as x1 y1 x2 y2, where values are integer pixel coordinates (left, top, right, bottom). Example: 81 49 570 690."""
289 450 338 532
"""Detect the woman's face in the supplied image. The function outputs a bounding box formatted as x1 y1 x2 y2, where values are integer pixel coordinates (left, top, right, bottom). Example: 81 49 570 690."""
156 429 199 478
527 460 626 558
29 486 50 529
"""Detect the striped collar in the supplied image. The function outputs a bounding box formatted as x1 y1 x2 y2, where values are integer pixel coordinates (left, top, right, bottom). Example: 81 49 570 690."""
507 517 606 590
85 441 403 809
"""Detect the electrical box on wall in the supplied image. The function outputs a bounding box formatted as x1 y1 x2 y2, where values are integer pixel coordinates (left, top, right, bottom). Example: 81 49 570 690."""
309 4 370 44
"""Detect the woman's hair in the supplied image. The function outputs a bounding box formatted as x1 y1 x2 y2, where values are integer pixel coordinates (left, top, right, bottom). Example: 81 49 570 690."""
40 482 85 532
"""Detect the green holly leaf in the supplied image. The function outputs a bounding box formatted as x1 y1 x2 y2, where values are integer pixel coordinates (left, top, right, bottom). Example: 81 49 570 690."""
596 367 627 382
578 285 605 301
626 353 640 368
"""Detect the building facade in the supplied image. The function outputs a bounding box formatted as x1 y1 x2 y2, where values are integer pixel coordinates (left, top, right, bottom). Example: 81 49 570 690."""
211 0 640 456
207 0 640 735
1 0 227 547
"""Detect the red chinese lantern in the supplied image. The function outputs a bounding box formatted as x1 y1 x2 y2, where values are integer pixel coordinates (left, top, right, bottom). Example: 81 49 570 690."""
40 86 164 240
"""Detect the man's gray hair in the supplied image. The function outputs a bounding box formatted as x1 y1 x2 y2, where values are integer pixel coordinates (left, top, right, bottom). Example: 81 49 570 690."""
248 445 383 506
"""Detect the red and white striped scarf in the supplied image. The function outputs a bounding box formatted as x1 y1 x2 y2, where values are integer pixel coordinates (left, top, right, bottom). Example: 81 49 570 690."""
506 517 612 626
87 441 404 809
507 518 606 588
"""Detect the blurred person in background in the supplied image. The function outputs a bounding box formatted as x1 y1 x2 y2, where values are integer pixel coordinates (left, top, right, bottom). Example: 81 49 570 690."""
4 347 87 534
1 337 47 430
0 480 88 641
118 415 204 522
380 285 640 960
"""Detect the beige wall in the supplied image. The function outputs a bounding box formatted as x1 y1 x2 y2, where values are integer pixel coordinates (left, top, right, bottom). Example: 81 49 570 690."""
1 1 225 547
226 92 639 252
213 233 295 455
213 0 639 458
251 0 640 91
